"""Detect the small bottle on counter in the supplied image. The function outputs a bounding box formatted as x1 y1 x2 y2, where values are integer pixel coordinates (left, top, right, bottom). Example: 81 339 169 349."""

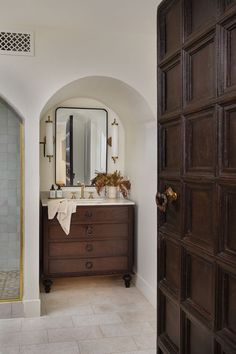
56 185 63 198
49 185 56 199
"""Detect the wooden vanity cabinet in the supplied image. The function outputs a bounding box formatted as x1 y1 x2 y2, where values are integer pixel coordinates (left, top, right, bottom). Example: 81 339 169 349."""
41 204 134 292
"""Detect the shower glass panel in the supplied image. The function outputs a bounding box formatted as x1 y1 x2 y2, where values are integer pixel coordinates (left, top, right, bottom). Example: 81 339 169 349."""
0 99 22 301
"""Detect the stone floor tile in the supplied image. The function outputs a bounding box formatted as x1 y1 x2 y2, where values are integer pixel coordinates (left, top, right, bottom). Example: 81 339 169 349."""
11 303 24 318
48 326 102 342
93 301 154 315
47 304 94 317
0 346 20 354
100 322 154 337
0 302 11 319
132 334 156 350
149 321 156 331
118 310 156 324
0 330 48 347
78 336 137 354
20 341 80 354
0 318 21 333
72 313 122 327
21 316 73 331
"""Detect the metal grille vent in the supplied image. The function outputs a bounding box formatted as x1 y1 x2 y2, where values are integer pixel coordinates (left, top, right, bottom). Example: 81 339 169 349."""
0 31 34 56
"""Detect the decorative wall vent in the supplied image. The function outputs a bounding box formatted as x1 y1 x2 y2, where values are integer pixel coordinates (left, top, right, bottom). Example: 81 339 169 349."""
0 31 34 56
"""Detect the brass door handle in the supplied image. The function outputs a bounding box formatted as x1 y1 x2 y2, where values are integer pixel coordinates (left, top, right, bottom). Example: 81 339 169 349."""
156 187 177 213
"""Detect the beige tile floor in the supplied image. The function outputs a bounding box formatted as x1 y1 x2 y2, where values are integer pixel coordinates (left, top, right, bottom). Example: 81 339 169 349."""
0 276 157 354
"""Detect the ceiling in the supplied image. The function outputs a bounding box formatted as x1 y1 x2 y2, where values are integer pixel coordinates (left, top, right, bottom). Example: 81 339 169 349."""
0 0 161 35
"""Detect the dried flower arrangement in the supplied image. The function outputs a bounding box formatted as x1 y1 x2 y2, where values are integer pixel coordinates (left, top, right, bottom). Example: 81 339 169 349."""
91 170 131 198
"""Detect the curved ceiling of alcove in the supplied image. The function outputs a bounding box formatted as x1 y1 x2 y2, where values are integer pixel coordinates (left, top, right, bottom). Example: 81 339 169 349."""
40 76 155 126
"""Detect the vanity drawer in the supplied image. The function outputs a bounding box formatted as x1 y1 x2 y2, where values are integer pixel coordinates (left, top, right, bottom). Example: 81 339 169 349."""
48 223 129 240
48 224 86 240
48 256 128 275
48 239 128 258
71 206 129 223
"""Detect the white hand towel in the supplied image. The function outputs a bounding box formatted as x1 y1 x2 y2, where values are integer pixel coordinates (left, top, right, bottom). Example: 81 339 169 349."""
48 199 77 235
48 199 62 219
57 200 77 235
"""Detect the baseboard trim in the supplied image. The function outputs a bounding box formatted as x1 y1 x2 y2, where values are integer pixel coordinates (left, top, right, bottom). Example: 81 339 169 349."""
23 298 41 317
133 272 157 308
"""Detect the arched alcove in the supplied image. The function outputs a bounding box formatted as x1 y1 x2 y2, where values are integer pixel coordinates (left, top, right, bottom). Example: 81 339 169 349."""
40 76 157 306
40 76 155 125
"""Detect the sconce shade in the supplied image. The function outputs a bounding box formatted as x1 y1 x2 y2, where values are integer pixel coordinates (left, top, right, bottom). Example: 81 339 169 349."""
111 118 119 162
45 117 53 158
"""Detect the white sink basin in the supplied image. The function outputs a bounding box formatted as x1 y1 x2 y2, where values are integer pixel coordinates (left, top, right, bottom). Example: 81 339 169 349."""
70 198 106 204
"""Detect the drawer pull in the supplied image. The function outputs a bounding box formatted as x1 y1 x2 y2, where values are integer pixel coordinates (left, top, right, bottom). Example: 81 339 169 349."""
85 211 93 218
85 261 93 269
86 244 93 252
86 225 93 236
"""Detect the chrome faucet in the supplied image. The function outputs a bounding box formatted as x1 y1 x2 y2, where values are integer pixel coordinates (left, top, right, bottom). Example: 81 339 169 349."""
80 183 85 199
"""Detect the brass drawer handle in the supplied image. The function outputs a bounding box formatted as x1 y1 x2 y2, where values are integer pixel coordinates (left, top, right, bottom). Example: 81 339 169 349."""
86 244 93 252
85 261 93 269
86 225 93 236
85 211 93 218
156 187 177 213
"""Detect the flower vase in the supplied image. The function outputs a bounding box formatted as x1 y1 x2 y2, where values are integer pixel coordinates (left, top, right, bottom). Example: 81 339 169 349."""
108 186 117 199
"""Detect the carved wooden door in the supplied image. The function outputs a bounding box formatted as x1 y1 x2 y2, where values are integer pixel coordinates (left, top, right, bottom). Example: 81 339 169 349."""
157 1 236 353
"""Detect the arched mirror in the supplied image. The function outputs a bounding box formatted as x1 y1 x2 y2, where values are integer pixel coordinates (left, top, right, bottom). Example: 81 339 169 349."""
55 107 108 186
0 98 23 301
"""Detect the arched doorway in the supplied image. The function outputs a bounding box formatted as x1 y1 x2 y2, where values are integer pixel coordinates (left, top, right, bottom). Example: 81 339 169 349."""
0 97 23 303
39 75 157 307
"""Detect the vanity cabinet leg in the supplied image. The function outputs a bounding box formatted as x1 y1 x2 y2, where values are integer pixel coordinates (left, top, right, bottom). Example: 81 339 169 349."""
123 274 132 288
43 279 53 293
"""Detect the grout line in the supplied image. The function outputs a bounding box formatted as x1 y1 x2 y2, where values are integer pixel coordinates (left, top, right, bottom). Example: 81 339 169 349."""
90 302 96 315
46 328 50 343
70 315 75 328
77 340 83 354
19 317 23 331
98 324 105 338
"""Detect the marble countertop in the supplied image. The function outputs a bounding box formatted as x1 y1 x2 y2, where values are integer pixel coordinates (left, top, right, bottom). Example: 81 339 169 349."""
41 198 135 207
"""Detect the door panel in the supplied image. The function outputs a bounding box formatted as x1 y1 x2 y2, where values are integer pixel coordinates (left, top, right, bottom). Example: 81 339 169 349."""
182 250 215 328
157 0 236 353
159 237 181 297
185 0 218 36
221 14 236 93
159 0 181 59
159 119 182 175
185 108 217 175
183 316 214 354
220 104 236 174
159 291 180 352
184 32 216 105
219 184 236 265
160 58 182 115
184 182 217 252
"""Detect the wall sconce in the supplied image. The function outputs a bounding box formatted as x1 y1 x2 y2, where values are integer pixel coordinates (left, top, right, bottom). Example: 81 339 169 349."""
40 116 54 162
107 118 119 163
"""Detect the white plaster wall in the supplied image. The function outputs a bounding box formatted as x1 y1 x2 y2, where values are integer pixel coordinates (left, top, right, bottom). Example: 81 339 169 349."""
0 0 161 315
126 121 157 305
